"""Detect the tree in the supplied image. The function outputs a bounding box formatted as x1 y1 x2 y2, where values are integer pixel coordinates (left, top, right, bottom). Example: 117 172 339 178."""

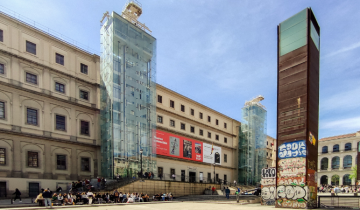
350 165 357 181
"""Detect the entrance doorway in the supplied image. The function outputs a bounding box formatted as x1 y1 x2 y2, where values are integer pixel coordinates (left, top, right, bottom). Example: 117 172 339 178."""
0 182 6 197
181 170 185 182
189 172 196 183
29 183 39 198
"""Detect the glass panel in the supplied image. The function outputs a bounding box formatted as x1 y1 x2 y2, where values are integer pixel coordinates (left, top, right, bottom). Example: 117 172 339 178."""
57 155 66 170
321 158 328 170
280 37 307 56
0 148 5 165
27 108 37 125
0 63 4 74
331 157 340 169
280 9 307 32
345 143 352 151
0 102 4 119
81 121 89 135
26 73 37 84
56 115 66 131
26 41 36 55
28 152 38 167
333 144 339 152
280 20 307 41
81 158 90 171
0 30 3 42
310 21 320 50
343 155 352 168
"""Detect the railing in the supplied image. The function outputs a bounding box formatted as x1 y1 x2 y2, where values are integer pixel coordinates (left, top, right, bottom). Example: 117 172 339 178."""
0 5 98 55
318 196 360 208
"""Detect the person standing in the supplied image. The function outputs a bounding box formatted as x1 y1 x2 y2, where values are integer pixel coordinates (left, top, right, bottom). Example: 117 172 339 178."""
97 177 101 189
43 189 52 208
212 186 216 195
236 187 241 203
13 188 22 203
225 187 230 199
87 191 94 204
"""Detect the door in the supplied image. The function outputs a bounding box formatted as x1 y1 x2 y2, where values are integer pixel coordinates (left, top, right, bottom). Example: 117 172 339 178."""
0 182 6 197
216 174 219 182
29 183 39 198
207 173 211 183
181 170 185 182
199 172 203 183
224 174 227 184
158 167 163 178
189 172 196 183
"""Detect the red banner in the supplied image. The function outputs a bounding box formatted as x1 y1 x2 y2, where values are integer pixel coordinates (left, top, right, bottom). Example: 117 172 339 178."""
155 130 203 162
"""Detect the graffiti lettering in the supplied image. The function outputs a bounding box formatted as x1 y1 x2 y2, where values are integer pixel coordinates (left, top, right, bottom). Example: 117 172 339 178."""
277 185 308 201
278 140 306 159
262 179 276 186
278 158 306 177
262 167 276 178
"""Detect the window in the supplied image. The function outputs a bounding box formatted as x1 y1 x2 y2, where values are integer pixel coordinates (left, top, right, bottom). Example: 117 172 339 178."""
267 141 268 145
170 120 175 127
224 123 227 129
345 143 352 151
199 129 203 136
343 155 352 168
224 137 227 143
57 155 66 170
80 63 88 74
80 90 89 100
333 144 339 152
56 53 64 65
55 115 66 131
322 146 328 153
207 173 211 182
224 154 227 163
26 41 36 55
157 95 162 103
0 148 5 165
191 109 194 116
216 119 218 125
55 82 65 93
181 105 185 112
170 100 174 108
331 156 340 169
215 135 219 140
26 72 37 85
0 102 4 119
27 108 38 125
208 132 211 138
80 120 89 135
224 174 227 182
181 123 185 130
208 116 211 122
190 126 195 133
28 151 38 167
0 63 4 74
267 152 268 156
0 29 3 42
199 112 203 119
81 157 90 171
157 115 163 123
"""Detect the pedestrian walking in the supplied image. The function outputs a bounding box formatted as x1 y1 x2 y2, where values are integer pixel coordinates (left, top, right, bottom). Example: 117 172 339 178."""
236 187 241 203
225 187 230 199
13 188 22 203
43 189 52 208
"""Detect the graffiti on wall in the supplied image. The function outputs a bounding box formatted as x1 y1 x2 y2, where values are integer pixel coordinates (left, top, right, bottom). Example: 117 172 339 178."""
261 167 276 206
278 157 306 177
278 140 306 159
276 185 309 208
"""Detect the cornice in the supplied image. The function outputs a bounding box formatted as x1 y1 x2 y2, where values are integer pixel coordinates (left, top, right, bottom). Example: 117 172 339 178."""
156 125 236 150
0 128 100 148
156 106 238 138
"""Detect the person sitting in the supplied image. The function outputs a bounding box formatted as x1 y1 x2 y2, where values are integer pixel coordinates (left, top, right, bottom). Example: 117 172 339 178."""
81 192 88 204
63 193 69 205
75 193 82 203
122 193 127 203
144 194 149 202
35 193 43 206
58 193 64 205
102 193 108 203
96 193 102 204
52 193 58 202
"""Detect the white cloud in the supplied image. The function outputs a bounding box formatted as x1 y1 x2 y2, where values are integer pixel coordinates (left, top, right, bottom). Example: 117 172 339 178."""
323 41 360 59
321 116 360 130
320 86 360 112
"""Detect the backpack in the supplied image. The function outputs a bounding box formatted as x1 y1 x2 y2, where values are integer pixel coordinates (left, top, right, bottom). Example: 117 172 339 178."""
115 192 119 197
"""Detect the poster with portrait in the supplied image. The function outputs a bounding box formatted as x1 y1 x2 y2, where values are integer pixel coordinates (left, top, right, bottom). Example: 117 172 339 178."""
202 143 221 165
169 137 180 156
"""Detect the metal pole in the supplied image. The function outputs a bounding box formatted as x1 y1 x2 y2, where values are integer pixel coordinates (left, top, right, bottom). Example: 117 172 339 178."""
141 153 143 177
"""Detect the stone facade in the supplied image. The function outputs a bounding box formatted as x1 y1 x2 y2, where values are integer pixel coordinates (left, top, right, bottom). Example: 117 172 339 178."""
0 12 100 196
266 135 276 168
156 84 240 184
317 131 360 186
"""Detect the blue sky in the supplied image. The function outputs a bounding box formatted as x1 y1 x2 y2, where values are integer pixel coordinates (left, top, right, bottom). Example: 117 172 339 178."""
2 0 360 139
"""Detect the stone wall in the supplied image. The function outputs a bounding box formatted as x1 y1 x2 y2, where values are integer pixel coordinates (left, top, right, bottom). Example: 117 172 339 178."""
107 180 221 197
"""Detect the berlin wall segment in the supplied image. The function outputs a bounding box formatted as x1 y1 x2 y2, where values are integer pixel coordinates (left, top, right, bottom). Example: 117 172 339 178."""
276 8 320 209
261 167 276 205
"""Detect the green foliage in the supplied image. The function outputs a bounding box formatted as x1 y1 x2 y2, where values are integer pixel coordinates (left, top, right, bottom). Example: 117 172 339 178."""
350 165 357 180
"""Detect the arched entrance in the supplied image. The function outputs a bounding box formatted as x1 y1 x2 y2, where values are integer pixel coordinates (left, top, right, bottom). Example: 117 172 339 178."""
320 175 328 185
331 175 339 185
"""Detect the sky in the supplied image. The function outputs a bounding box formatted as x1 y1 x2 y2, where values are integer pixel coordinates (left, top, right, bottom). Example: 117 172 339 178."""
2 0 360 139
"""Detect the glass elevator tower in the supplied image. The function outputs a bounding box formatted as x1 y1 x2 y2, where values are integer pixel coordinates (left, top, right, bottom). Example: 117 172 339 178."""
100 1 157 178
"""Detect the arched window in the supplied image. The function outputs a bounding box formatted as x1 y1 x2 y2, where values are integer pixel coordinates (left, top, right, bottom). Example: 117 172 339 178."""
322 146 328 154
333 144 339 152
343 174 351 185
332 156 340 169
343 155 352 168
345 143 352 151
320 175 328 185
331 175 339 185
321 158 328 170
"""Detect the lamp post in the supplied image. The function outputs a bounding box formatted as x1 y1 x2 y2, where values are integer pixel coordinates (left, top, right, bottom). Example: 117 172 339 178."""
140 149 143 179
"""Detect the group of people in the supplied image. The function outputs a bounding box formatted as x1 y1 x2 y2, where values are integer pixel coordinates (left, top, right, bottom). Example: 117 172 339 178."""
318 185 358 194
137 172 155 179
71 179 95 192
